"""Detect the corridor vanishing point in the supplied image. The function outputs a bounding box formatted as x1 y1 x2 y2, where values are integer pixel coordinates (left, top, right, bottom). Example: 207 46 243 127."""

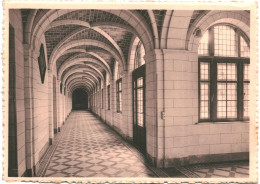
5 6 256 180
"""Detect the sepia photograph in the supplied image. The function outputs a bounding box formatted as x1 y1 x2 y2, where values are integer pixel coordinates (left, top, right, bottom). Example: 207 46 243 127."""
2 1 258 183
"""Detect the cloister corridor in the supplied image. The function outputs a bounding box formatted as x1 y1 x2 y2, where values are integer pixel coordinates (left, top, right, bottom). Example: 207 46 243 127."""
35 110 249 178
36 111 158 177
6 7 255 180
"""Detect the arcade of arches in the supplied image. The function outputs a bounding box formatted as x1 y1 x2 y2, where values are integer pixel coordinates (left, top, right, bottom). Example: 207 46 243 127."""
8 9 250 177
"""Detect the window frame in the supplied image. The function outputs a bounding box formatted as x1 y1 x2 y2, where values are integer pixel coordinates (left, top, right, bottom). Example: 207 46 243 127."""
107 85 110 110
134 41 145 70
101 88 104 109
199 57 250 122
198 24 250 122
116 78 122 113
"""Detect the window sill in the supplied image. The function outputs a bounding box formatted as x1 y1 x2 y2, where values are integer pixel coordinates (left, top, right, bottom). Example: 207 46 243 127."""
196 120 250 124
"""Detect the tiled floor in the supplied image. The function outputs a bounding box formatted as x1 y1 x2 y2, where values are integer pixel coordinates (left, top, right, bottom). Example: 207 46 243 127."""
37 110 249 178
165 161 249 178
38 111 157 177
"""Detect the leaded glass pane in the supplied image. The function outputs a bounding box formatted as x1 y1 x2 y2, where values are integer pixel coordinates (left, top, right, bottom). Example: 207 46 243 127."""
227 101 237 118
217 100 226 118
244 64 249 81
243 83 249 117
240 36 250 58
137 77 143 87
134 42 146 69
137 88 143 127
226 63 237 81
200 83 209 119
119 81 122 90
200 62 209 80
217 63 227 81
227 83 237 101
119 92 122 112
107 85 110 110
217 83 227 101
217 83 237 119
214 25 238 57
217 63 237 81
116 80 122 112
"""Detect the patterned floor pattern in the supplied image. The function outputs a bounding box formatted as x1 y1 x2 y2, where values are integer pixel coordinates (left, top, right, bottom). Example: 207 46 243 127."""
40 111 157 177
38 110 249 178
170 161 249 178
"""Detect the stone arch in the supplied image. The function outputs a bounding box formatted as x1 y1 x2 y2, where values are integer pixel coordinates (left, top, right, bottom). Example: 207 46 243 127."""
46 19 126 67
51 39 122 71
58 57 111 80
91 22 137 35
28 9 154 70
166 10 194 49
187 10 250 52
70 83 92 94
57 48 112 77
62 67 103 86
68 79 94 91
24 10 37 44
66 73 97 88
147 10 159 48
160 10 173 49
67 84 91 97
71 85 90 94
127 36 140 72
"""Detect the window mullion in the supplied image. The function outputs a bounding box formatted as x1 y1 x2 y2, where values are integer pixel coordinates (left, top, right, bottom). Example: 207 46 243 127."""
225 64 228 119
237 31 241 57
209 27 214 56
116 81 119 112
210 59 217 121
237 61 244 120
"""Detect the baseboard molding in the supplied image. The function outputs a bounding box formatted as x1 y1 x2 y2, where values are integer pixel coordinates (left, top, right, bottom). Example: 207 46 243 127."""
162 152 249 168
89 111 249 169
93 112 133 143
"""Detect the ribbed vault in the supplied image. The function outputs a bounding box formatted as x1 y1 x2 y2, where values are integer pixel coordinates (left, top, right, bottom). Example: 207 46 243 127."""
21 9 249 96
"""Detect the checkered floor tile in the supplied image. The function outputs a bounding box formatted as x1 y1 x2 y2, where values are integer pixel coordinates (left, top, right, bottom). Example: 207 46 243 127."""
172 161 249 178
39 110 157 177
37 110 249 178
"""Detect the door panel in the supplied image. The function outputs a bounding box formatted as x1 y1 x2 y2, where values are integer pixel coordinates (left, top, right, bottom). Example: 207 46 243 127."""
132 65 146 153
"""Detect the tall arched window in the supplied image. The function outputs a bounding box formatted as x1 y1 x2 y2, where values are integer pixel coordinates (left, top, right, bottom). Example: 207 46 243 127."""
134 41 145 69
116 62 122 113
198 24 250 122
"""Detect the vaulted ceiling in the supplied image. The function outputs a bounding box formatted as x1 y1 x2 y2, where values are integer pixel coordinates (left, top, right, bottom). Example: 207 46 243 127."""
20 9 249 95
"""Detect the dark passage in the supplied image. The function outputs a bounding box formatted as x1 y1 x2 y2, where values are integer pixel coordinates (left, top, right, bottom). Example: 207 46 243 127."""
72 88 88 110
